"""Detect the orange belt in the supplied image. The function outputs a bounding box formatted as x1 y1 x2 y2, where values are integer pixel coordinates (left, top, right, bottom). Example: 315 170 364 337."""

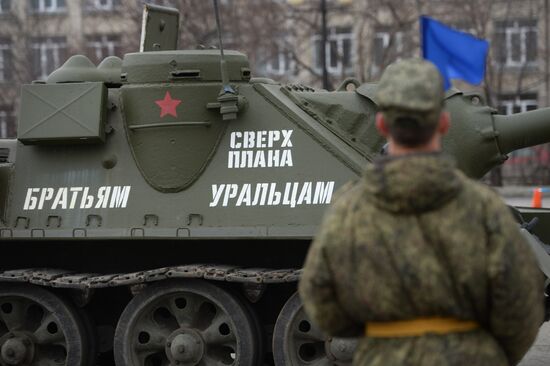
366 317 479 338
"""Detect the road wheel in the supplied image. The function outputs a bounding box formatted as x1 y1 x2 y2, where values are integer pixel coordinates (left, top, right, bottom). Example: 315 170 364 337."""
0 283 92 366
114 279 260 366
273 292 357 366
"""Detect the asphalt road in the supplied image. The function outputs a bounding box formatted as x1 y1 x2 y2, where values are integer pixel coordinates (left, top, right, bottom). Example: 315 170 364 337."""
519 322 550 366
506 197 547 208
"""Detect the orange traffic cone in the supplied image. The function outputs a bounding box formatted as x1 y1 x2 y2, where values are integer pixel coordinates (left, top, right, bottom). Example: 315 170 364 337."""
532 187 543 208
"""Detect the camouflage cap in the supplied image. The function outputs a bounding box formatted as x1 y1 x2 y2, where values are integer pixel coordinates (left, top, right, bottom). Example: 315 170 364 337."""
375 59 444 126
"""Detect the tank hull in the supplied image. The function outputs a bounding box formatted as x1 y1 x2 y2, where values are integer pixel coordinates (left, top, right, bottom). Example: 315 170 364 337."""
2 47 550 365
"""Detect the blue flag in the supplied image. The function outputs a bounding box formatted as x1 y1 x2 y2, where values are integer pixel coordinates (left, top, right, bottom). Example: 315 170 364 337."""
421 16 489 90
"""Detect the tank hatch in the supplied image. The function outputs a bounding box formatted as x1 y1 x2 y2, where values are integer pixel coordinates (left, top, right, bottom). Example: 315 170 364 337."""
121 50 251 83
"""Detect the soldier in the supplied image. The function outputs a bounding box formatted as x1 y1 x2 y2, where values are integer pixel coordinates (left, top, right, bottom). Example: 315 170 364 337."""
298 59 544 366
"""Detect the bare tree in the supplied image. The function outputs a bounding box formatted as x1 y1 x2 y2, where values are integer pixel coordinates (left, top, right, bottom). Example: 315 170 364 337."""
351 0 549 185
0 1 69 138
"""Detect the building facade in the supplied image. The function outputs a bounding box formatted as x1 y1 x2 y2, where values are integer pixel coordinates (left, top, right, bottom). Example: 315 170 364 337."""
0 0 548 183
0 0 144 139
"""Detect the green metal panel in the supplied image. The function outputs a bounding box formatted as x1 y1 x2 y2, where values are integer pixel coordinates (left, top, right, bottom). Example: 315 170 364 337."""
0 163 12 225
140 3 179 52
18 82 107 145
121 84 227 192
285 86 382 160
5 83 359 239
122 51 250 84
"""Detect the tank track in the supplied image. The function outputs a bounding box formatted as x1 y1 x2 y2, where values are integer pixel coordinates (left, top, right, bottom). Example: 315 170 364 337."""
0 266 309 365
0 265 302 290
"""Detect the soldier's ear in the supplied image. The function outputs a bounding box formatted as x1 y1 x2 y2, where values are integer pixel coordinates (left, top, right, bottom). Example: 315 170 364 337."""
437 111 450 135
375 112 389 137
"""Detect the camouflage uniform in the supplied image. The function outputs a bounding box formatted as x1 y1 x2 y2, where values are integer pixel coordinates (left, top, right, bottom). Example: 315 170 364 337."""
298 60 544 366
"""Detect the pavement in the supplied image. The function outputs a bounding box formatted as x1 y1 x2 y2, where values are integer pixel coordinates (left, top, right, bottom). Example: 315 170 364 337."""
497 186 549 208
519 322 550 366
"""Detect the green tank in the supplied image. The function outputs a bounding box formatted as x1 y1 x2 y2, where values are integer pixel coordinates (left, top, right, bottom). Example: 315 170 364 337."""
0 4 549 366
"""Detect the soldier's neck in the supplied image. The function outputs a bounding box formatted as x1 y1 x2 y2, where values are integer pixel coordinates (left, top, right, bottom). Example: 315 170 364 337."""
388 137 442 156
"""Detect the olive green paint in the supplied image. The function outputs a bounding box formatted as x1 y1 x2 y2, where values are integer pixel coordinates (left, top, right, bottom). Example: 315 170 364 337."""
2 16 550 241
121 84 228 192
140 3 180 52
122 51 250 84
3 48 550 240
18 82 107 145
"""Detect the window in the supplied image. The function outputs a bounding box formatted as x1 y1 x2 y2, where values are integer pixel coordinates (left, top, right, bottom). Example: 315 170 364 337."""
0 0 11 14
266 42 294 76
84 0 120 11
31 37 67 80
0 108 13 138
0 40 12 82
373 30 403 71
313 27 354 75
86 35 121 64
30 0 66 13
497 94 537 115
495 19 537 67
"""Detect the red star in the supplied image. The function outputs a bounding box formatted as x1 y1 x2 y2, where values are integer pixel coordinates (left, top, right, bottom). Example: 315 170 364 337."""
155 91 182 118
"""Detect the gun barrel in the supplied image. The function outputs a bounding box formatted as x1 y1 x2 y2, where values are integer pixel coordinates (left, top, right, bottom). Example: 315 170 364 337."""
493 108 550 154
